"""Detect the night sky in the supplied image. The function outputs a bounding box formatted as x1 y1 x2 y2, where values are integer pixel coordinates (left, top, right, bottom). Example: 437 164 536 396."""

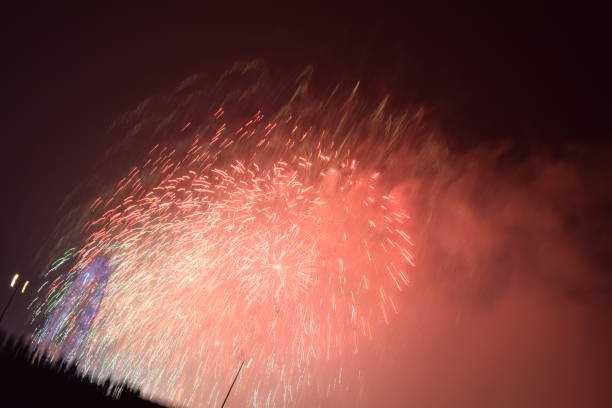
1 3 611 407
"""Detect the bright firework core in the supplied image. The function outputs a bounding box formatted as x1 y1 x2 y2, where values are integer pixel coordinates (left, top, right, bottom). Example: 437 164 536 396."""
31 73 416 407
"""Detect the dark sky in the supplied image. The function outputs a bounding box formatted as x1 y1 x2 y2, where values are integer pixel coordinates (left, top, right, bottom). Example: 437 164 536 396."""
1 3 611 406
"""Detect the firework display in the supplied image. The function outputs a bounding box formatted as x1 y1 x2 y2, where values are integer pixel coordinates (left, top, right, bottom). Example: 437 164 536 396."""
31 71 418 407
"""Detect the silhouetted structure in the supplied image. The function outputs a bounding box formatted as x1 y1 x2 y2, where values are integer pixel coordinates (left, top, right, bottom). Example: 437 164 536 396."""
0 330 166 407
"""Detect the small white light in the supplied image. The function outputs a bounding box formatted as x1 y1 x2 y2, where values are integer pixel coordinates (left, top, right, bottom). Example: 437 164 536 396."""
21 281 29 293
9 274 19 288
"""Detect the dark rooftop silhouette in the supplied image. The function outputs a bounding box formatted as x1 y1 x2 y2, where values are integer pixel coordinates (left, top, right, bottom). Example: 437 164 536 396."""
0 330 167 407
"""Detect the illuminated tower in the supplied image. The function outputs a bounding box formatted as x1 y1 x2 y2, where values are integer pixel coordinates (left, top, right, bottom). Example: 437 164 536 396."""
36 257 110 362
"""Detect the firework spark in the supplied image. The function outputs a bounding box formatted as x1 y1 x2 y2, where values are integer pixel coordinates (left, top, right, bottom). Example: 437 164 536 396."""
31 70 417 407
